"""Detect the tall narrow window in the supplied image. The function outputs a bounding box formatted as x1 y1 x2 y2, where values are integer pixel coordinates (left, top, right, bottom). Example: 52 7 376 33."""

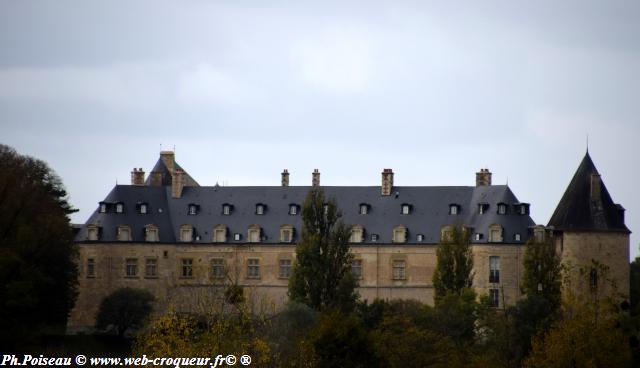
392 260 406 280
489 256 500 283
99 203 107 213
180 225 193 242
590 268 598 290
416 234 424 242
247 259 260 279
86 258 95 278
139 203 147 214
223 204 232 215
181 258 193 278
125 258 138 277
371 234 379 242
488 224 503 243
449 204 460 215
401 204 411 215
211 258 225 279
514 233 521 242
489 289 500 307
359 204 369 215
145 258 157 277
188 204 197 215
352 259 363 279
279 259 292 278
478 203 489 215
497 203 507 215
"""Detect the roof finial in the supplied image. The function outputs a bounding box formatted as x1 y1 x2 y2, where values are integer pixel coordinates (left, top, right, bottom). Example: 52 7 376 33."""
586 133 589 154
173 144 176 153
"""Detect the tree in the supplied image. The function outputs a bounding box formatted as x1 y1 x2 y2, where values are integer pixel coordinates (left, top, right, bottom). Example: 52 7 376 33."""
288 189 358 312
631 257 640 315
0 144 78 348
96 288 154 337
521 236 562 310
432 226 474 299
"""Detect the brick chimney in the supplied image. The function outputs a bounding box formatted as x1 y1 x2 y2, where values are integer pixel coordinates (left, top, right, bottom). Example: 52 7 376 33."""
160 151 175 174
281 169 290 187
312 169 320 187
131 168 145 186
381 168 394 196
172 169 185 198
476 168 492 186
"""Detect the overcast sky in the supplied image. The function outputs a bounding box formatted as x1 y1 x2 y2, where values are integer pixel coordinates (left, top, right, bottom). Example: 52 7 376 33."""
1 1 639 258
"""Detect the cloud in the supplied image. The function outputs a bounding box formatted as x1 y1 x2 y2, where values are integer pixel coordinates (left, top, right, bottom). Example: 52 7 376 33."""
175 63 258 106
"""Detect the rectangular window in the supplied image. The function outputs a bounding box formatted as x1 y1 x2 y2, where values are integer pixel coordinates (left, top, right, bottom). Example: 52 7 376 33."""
145 258 157 277
352 259 363 279
125 258 138 277
180 228 192 242
514 233 521 242
256 205 264 215
450 205 458 215
498 204 506 215
392 260 406 280
140 204 147 214
489 288 500 307
281 229 292 243
489 256 500 283
290 205 297 215
360 204 368 215
181 258 193 278
87 258 95 278
401 205 410 215
279 259 292 278
248 229 260 243
214 229 226 242
211 258 225 279
234 233 241 241
371 234 379 242
87 227 99 241
223 205 230 215
118 227 131 241
247 259 260 279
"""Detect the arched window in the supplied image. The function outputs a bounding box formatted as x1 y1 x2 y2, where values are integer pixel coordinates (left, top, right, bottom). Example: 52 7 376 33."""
145 224 159 242
392 225 407 243
350 225 364 243
213 224 227 243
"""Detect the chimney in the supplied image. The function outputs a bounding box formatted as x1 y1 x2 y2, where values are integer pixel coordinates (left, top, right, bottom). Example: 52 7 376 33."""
172 169 185 198
590 174 602 202
476 168 492 186
312 169 320 187
160 151 175 174
149 172 162 186
281 169 290 187
381 168 394 196
131 167 145 186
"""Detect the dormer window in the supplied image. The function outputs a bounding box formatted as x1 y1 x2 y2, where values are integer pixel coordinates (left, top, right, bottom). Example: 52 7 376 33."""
188 204 198 215
145 224 159 242
289 204 299 215
401 204 412 215
350 225 364 243
87 224 100 241
115 203 124 213
359 204 370 215
478 203 489 215
256 204 265 215
280 225 294 243
489 224 503 243
233 233 241 241
99 202 107 213
416 234 424 242
393 225 407 243
180 225 194 242
371 234 379 242
213 224 227 243
449 204 460 215
497 203 507 215
515 203 529 215
514 233 521 242
117 225 131 241
475 233 484 241
248 225 261 243
222 203 233 215
139 203 148 214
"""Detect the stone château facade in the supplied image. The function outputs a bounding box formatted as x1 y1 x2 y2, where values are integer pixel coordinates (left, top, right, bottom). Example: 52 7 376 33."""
67 151 630 332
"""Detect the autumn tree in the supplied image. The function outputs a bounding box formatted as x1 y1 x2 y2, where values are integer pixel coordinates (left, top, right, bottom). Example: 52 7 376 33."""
521 235 562 310
0 144 78 348
288 189 358 312
432 226 474 299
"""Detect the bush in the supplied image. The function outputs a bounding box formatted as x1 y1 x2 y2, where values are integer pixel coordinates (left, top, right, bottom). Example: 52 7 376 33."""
95 288 154 337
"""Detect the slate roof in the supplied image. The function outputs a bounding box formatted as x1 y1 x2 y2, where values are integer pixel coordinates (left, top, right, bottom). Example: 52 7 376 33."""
144 157 199 187
548 152 629 233
76 183 536 245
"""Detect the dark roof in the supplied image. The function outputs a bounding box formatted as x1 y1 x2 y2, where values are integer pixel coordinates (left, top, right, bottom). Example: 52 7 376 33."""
76 184 535 244
143 157 199 186
548 152 629 232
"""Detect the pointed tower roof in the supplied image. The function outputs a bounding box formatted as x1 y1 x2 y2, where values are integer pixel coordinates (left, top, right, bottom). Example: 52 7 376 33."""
548 152 628 232
144 152 199 187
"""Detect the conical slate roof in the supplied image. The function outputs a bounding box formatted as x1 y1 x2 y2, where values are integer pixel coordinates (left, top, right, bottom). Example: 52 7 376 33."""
548 152 628 232
144 157 199 187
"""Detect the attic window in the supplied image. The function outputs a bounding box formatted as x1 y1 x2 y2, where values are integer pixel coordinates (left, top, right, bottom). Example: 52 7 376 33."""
401 204 412 215
359 204 369 215
516 203 529 215
213 224 227 243
393 225 407 243
474 233 484 241
248 225 261 243
188 204 198 215
449 204 460 215
280 225 294 243
117 225 131 241
99 202 107 213
416 234 424 242
289 204 299 215
489 224 503 243
180 225 194 242
87 225 100 241
115 203 124 213
222 204 233 215
350 225 364 243
139 203 148 214
478 203 489 215
256 204 265 215
371 234 379 242
233 233 241 241
145 224 159 242
514 233 521 242
497 203 507 215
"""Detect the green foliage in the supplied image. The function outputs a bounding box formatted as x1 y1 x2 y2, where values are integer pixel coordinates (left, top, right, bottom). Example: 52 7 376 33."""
521 236 561 310
0 144 78 348
631 257 640 315
96 288 154 337
288 189 358 312
432 226 474 299
429 288 481 345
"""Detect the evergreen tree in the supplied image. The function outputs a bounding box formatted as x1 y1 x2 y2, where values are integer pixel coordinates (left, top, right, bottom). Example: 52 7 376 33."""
432 226 474 299
0 144 78 348
521 236 562 310
96 288 154 337
288 189 358 312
